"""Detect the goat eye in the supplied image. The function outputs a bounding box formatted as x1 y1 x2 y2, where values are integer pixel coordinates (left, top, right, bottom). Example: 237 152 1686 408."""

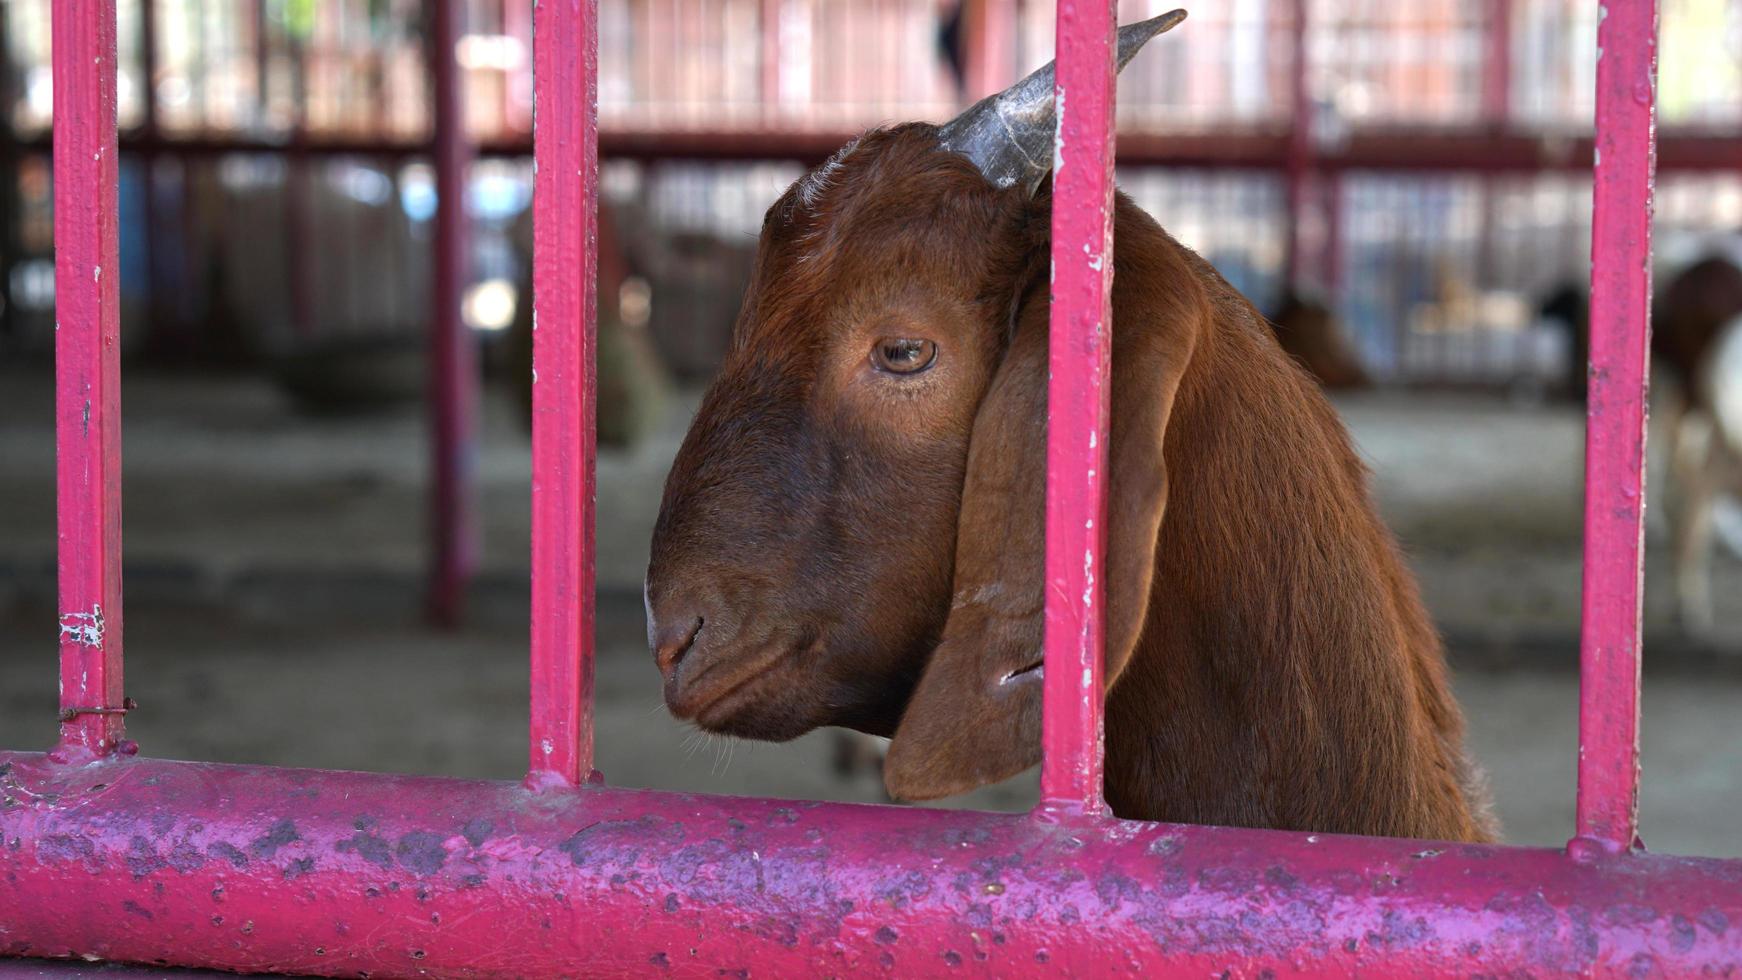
871 338 937 375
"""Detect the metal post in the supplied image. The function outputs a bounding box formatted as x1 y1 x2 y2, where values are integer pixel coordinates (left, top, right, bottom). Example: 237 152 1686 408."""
1483 0 1513 124
1573 0 1657 856
52 0 127 760
138 0 164 349
962 0 1018 102
760 0 782 121
427 0 479 627
1039 0 1116 815
528 0 599 788
0 4 17 342
1283 0 1312 292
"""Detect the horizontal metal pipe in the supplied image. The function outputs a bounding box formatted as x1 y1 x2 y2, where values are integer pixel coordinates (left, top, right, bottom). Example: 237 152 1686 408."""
14 128 1742 171
2 754 1738 977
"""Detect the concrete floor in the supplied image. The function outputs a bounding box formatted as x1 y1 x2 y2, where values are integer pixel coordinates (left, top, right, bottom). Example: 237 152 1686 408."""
0 365 1738 866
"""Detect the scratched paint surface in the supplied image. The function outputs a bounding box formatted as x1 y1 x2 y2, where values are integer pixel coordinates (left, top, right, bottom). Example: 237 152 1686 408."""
1040 0 1117 814
1577 0 1657 853
529 0 601 787
2 754 1740 977
52 0 126 759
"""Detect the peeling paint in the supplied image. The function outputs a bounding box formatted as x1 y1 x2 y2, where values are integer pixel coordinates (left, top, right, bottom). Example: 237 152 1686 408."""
58 605 104 648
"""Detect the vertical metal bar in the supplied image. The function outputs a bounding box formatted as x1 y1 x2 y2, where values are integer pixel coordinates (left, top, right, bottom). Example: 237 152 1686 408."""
962 0 1017 102
1039 0 1116 815
504 0 533 134
1483 0 1513 123
1324 171 1345 301
528 0 599 788
427 0 478 627
138 0 162 345
760 0 781 122
53 0 126 759
1573 0 1656 856
0 4 17 342
1283 0 1311 291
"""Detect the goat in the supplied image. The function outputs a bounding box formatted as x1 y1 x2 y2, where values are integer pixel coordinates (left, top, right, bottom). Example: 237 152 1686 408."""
644 12 1496 842
1268 291 1371 390
1653 255 1742 634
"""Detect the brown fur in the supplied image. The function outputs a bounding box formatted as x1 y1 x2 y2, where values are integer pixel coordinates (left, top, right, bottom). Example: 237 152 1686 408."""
645 124 1496 842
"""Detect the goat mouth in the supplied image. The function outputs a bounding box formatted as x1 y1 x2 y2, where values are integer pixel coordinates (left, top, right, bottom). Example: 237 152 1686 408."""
998 660 1045 685
670 640 814 728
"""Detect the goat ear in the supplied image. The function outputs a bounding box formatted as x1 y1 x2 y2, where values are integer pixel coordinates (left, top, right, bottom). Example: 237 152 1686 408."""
883 207 1196 802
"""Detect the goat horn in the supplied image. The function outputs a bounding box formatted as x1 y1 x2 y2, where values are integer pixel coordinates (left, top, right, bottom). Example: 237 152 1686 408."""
938 9 1186 194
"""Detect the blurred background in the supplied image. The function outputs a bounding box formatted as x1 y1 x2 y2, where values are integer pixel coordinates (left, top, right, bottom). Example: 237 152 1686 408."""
0 0 1737 856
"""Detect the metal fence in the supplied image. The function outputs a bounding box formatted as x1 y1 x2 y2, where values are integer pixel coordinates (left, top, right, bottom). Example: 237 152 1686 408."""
2 1 1740 976
9 1 1742 385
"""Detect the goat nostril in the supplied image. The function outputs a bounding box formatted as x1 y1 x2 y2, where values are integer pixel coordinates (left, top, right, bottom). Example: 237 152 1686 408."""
654 617 704 674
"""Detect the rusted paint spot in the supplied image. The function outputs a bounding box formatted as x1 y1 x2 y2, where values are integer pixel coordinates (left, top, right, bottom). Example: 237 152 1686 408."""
649 952 670 970
38 833 96 866
1670 914 1698 953
664 894 679 913
337 828 394 869
1366 909 1432 948
397 832 449 877
874 926 898 944
125 837 167 878
166 842 206 873
249 819 299 860
1147 836 1181 857
284 857 316 880
1699 908 1729 935
944 951 963 967
462 818 494 847
205 842 247 868
1605 903 1661 927
120 900 153 920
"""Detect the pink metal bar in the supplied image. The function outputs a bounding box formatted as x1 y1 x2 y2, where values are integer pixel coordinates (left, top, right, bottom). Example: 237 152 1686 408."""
1482 0 1514 124
760 0 782 120
528 0 599 787
1575 0 1658 854
1282 0 1312 290
1039 0 1116 814
963 0 1018 101
52 0 126 760
3 753 1741 976
427 0 480 627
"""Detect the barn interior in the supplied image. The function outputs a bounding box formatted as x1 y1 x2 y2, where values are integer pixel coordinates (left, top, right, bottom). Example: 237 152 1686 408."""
1 0 1738 865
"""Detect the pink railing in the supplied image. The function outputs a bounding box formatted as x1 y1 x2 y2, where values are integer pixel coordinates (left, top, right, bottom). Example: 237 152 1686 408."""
2 0 1740 976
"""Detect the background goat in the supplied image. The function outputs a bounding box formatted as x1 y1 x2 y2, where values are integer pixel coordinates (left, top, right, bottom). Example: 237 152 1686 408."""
1653 254 1742 633
644 12 1496 842
1267 290 1371 390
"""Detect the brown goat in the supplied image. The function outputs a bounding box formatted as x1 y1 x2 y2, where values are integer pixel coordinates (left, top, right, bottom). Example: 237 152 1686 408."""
1268 292 1371 390
645 13 1495 842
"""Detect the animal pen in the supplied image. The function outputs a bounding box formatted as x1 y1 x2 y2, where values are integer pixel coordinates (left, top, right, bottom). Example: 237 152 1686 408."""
2 0 1742 976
